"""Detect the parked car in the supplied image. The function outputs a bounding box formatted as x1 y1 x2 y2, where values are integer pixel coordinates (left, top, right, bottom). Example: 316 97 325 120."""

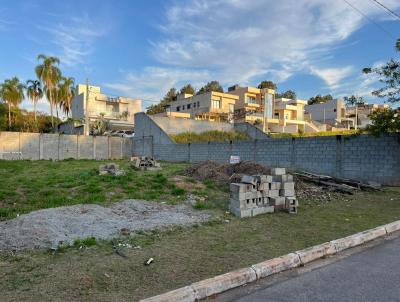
112 130 135 138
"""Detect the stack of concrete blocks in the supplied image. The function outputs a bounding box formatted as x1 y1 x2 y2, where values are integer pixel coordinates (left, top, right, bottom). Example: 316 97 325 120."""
269 168 298 214
131 156 161 171
229 167 298 218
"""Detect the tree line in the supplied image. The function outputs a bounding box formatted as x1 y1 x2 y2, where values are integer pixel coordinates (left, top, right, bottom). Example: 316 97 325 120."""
0 54 75 132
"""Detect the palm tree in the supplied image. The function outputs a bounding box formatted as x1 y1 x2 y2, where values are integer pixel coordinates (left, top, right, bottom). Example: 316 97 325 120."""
26 80 43 121
0 77 25 129
35 54 61 128
59 77 75 118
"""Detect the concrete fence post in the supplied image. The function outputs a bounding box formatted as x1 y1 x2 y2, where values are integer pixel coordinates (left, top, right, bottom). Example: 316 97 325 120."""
58 134 61 160
188 143 191 163
77 135 80 159
291 138 296 167
93 136 96 160
120 139 123 159
336 135 343 178
108 136 111 159
253 140 257 161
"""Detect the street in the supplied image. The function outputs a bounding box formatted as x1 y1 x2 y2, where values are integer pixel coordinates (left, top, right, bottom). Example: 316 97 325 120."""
216 235 400 302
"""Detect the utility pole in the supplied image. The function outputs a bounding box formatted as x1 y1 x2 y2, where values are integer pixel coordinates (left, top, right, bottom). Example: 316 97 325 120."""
263 91 269 134
85 79 90 136
355 105 358 130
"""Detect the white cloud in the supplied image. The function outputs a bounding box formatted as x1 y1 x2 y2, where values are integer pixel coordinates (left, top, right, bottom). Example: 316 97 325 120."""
310 66 354 87
37 14 105 67
104 67 211 107
109 0 400 102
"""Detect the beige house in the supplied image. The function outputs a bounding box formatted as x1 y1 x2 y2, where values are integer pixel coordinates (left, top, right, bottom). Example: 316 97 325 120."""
305 99 354 129
71 84 142 131
346 103 389 129
228 86 319 133
167 91 239 122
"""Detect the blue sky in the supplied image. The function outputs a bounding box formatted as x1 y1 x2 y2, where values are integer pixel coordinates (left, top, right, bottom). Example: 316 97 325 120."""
0 0 400 114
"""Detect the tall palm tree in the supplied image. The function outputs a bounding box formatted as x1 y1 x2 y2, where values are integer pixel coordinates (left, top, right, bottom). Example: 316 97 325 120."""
0 77 25 129
59 77 75 118
26 80 43 121
35 54 61 128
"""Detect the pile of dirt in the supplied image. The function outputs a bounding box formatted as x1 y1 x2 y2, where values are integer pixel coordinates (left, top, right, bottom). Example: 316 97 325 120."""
184 160 270 185
0 200 211 251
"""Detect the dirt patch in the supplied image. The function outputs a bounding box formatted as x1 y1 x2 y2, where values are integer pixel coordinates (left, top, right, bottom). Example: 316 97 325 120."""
0 200 211 251
171 176 206 191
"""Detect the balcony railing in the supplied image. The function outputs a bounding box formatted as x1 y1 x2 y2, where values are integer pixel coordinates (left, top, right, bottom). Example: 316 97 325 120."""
87 110 130 121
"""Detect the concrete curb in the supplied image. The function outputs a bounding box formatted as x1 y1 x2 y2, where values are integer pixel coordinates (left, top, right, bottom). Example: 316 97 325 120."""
140 220 400 302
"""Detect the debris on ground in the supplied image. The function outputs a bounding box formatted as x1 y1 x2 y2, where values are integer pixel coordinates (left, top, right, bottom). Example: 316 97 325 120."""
112 244 128 258
99 163 126 176
184 160 270 185
0 200 211 251
294 171 382 194
131 156 161 171
144 257 154 265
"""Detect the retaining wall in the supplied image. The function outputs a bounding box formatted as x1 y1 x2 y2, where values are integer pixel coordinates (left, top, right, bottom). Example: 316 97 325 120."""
133 134 400 185
0 132 132 160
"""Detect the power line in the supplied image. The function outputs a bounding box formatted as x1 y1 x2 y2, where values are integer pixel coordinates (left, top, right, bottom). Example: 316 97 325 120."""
342 0 395 39
371 0 400 21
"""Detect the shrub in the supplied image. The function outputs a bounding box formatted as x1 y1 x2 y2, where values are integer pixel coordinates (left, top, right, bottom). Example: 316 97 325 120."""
170 130 250 143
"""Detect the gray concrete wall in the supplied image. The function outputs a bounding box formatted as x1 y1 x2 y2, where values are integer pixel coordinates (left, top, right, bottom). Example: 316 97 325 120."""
234 123 270 140
133 134 400 185
0 132 132 160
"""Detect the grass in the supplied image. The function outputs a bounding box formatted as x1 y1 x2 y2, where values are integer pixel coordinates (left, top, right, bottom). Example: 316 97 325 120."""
170 130 251 143
1 185 400 301
0 160 198 220
270 129 360 138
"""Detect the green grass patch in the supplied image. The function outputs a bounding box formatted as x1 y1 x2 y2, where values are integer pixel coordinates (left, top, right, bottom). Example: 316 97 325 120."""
270 129 361 138
170 130 250 143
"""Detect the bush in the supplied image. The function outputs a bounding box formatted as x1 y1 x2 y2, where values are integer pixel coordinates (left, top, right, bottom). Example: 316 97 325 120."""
170 130 250 143
366 108 400 136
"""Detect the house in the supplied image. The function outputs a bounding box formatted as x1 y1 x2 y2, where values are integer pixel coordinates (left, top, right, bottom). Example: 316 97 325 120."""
227 86 319 133
71 84 142 132
166 91 239 122
346 103 389 129
305 98 354 129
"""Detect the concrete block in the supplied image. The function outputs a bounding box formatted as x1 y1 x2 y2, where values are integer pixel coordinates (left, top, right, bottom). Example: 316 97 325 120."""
270 196 285 208
252 206 274 216
253 174 272 184
288 206 297 214
230 198 257 209
230 191 261 201
285 197 298 207
230 206 252 218
251 253 301 279
241 175 258 186
271 168 286 176
281 182 294 190
295 242 336 265
230 183 255 193
191 267 257 300
270 182 281 190
268 190 279 198
384 220 400 234
139 286 196 302
280 189 295 197
258 182 269 191
262 197 270 205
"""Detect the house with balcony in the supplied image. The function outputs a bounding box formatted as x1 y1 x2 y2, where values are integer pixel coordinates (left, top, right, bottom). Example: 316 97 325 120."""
166 91 239 122
71 84 142 132
227 85 319 133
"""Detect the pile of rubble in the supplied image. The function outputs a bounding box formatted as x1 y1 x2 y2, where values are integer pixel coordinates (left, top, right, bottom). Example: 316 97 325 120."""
131 156 161 171
230 168 298 218
99 163 126 176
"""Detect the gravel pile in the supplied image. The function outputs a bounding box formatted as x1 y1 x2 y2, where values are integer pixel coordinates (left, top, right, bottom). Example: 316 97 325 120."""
0 200 211 251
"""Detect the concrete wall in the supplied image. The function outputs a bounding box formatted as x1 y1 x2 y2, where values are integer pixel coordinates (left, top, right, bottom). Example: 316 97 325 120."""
133 134 400 185
0 132 132 160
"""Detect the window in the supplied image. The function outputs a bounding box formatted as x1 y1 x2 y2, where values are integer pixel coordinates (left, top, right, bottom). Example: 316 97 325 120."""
176 106 180 112
197 101 200 107
246 96 257 104
333 108 337 112
182 105 185 110
187 103 191 109
193 102 196 108
212 100 221 109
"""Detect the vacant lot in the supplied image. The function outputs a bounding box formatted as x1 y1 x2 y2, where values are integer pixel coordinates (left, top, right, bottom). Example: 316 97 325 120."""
0 160 400 301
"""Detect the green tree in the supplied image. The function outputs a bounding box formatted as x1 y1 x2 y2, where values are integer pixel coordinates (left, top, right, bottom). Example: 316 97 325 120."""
257 80 277 90
146 88 177 115
344 95 365 106
363 38 400 104
179 84 195 95
59 77 75 118
26 79 43 121
35 54 62 128
0 77 25 129
366 108 400 136
276 90 297 99
197 81 223 94
308 94 333 105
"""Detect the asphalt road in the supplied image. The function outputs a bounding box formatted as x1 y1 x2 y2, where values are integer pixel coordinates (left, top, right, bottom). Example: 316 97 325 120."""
217 236 400 302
